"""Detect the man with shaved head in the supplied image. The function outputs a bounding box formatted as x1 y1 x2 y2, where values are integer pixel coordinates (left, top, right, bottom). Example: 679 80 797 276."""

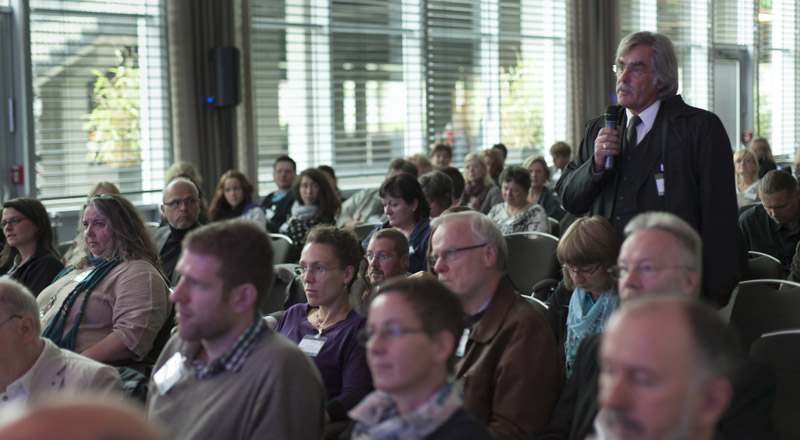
155 177 203 286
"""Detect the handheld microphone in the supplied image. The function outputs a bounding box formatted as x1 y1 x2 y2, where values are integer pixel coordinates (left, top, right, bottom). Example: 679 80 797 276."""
604 105 621 171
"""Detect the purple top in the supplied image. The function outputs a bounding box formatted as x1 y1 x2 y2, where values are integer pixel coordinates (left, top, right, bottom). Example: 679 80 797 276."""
276 303 372 421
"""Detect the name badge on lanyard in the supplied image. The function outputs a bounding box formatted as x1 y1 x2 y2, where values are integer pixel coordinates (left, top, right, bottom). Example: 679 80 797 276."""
298 334 327 357
655 164 665 197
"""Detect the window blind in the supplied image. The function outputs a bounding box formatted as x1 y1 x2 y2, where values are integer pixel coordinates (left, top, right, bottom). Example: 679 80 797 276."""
30 0 170 203
250 0 567 193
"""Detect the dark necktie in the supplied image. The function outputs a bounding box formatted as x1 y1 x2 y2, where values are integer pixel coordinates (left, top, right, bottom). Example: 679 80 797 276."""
627 115 641 150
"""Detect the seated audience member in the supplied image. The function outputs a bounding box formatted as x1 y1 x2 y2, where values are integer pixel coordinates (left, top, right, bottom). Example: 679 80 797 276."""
208 170 266 229
429 211 561 438
1 199 64 296
362 174 432 273
38 194 169 366
407 153 434 177
154 178 202 286
146 220 325 440
0 398 163 440
164 162 209 224
461 153 502 214
318 165 343 199
276 226 372 423
739 170 800 271
366 228 410 286
735 149 761 208
337 159 418 230
487 166 549 235
540 212 775 440
549 142 572 185
440 166 466 207
492 143 508 162
751 137 777 178
523 156 562 217
0 279 120 409
545 216 619 377
260 155 297 233
482 148 504 187
61 182 122 265
430 142 453 170
349 277 491 440
596 297 742 440
280 168 341 257
419 170 454 218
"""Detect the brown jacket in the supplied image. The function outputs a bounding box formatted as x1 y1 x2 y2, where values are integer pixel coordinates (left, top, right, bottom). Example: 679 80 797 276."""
456 277 563 439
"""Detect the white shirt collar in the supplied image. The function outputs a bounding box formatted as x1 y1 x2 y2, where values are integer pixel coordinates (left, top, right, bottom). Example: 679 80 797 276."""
625 100 661 145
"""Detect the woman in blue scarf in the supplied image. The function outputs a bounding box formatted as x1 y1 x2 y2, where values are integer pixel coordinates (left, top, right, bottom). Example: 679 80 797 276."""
545 216 620 377
37 194 169 366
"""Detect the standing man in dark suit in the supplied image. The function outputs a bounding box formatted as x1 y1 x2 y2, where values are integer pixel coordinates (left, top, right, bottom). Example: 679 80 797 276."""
154 177 202 286
261 155 297 233
556 31 738 307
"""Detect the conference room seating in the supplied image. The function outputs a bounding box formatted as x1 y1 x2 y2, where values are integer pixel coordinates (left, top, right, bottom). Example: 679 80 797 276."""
728 279 800 351
504 231 560 296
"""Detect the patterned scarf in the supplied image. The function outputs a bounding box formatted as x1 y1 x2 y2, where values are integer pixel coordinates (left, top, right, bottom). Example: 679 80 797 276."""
463 180 489 210
41 254 120 351
350 381 462 440
564 287 618 377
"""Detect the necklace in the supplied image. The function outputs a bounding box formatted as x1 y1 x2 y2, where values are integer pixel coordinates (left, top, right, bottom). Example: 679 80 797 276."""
40 294 57 318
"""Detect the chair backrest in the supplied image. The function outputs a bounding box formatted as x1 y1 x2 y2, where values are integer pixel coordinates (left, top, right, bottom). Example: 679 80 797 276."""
270 233 294 265
548 217 560 237
729 279 800 351
354 222 382 242
749 329 800 439
746 251 784 281
504 232 560 295
521 294 549 315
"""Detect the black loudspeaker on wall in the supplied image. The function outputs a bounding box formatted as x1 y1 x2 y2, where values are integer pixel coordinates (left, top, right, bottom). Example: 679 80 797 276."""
209 47 241 107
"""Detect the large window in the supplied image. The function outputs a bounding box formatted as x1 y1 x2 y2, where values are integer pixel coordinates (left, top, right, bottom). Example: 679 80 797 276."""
619 0 799 156
250 0 567 192
30 0 170 202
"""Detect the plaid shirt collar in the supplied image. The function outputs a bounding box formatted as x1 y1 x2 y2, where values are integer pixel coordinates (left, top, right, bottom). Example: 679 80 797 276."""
191 318 268 379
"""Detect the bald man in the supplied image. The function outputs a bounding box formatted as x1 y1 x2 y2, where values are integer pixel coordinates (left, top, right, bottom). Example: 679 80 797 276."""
155 177 203 286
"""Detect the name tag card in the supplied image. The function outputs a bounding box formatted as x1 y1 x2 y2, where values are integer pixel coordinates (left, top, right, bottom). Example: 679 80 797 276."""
298 335 327 357
153 352 186 395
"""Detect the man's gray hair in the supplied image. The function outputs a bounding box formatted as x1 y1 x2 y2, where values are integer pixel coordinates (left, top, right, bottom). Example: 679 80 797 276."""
0 278 41 334
621 296 743 384
616 31 679 100
759 170 798 196
163 176 199 203
624 212 702 289
431 211 508 271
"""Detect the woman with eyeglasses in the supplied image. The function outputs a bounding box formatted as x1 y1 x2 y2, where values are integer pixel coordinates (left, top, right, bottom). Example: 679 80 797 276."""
276 225 372 426
37 194 169 366
545 216 619 377
487 166 549 235
0 198 64 296
361 174 432 273
349 276 491 440
209 170 266 229
279 168 342 259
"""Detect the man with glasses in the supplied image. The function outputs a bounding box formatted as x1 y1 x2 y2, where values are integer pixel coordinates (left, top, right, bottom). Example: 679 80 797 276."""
540 212 774 440
366 228 410 285
429 211 562 439
556 31 738 307
0 279 120 410
154 177 203 286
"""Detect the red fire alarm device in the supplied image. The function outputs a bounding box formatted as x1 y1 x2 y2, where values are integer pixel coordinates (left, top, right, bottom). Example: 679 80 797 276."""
11 165 24 185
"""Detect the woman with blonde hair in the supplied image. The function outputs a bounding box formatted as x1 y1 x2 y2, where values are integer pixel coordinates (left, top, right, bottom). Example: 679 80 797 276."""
460 153 502 214
523 155 561 217
545 215 619 377
751 137 776 178
734 149 760 208
38 194 169 366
